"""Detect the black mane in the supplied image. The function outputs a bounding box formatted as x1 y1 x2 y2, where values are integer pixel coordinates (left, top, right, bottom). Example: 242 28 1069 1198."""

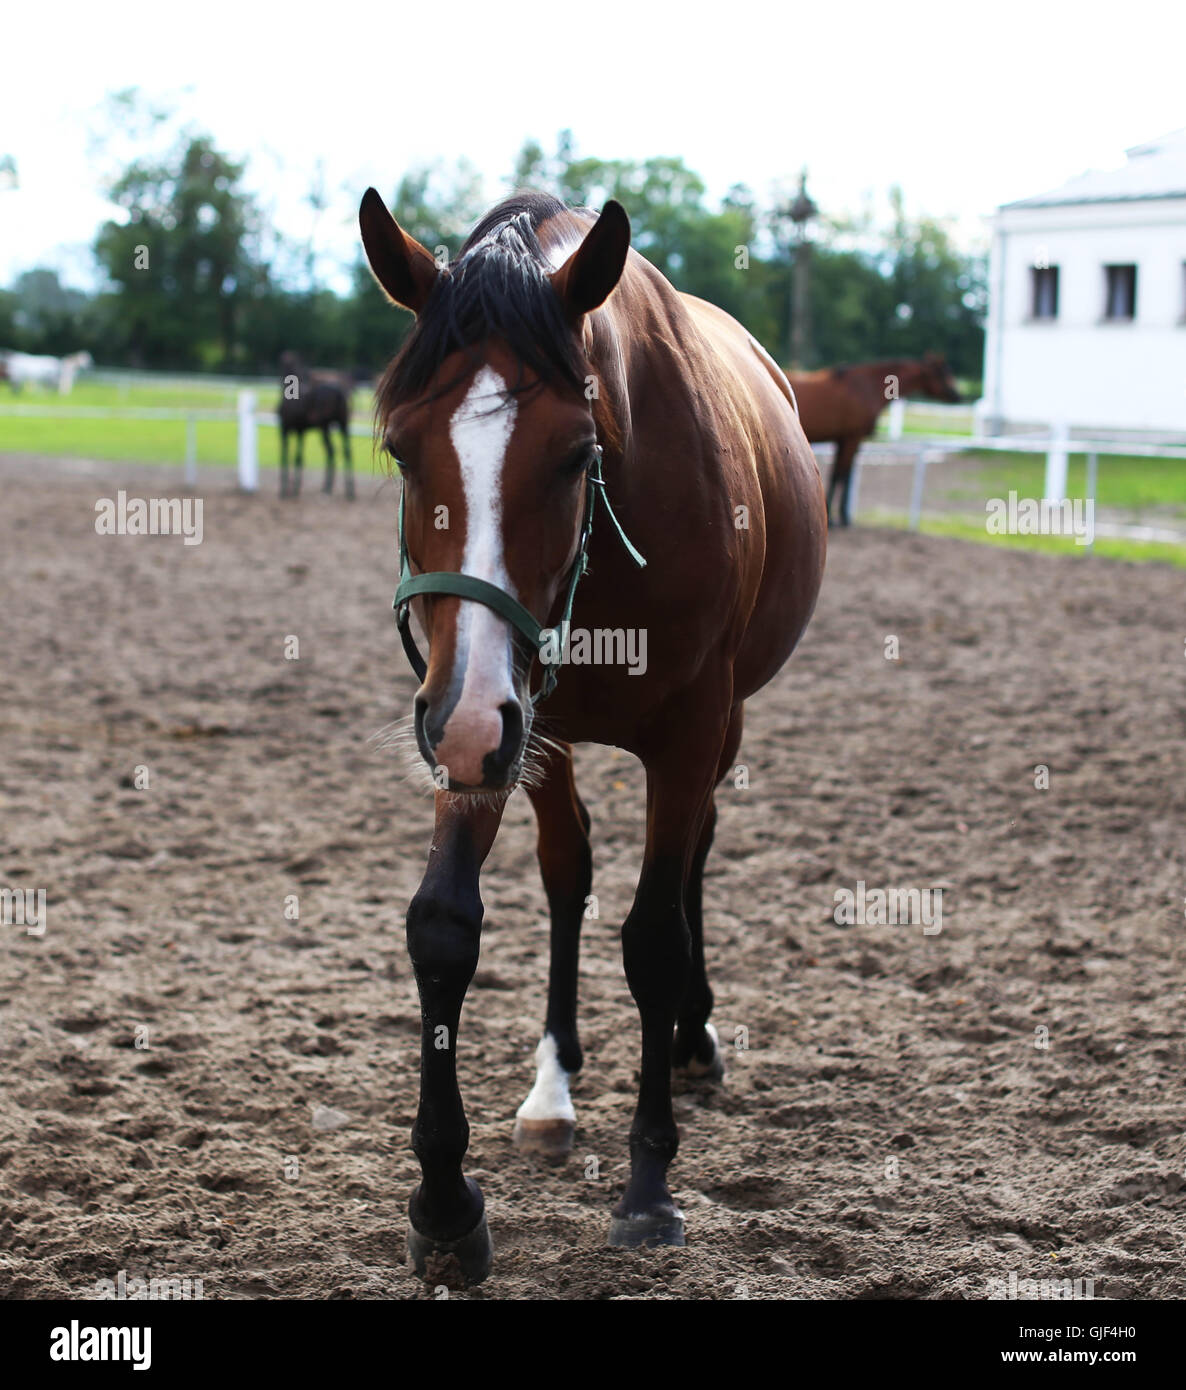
377 191 588 419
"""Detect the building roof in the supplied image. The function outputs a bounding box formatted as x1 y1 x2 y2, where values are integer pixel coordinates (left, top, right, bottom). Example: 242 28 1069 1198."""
1001 129 1186 209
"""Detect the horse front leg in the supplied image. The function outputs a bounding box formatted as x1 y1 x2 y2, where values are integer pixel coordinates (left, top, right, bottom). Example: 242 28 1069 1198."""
672 702 743 1077
341 421 355 500
322 424 335 494
611 696 730 1248
833 437 860 527
514 740 592 1158
293 431 304 497
405 791 506 1287
279 429 289 498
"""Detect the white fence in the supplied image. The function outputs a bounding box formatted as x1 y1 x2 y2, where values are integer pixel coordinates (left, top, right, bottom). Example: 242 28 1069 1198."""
838 425 1186 547
3 395 1185 545
0 390 375 491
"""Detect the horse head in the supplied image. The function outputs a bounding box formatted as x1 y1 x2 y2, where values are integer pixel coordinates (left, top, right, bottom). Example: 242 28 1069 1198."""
919 351 961 403
360 188 631 794
278 349 306 381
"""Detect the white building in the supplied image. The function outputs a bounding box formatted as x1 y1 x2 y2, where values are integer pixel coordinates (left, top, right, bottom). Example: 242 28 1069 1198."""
980 130 1186 439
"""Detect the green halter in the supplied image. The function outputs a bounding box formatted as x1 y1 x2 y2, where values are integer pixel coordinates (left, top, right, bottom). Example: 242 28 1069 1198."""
393 445 646 706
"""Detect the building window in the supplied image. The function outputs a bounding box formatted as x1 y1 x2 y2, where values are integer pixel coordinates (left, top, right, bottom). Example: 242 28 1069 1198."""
1030 266 1059 319
1104 264 1137 320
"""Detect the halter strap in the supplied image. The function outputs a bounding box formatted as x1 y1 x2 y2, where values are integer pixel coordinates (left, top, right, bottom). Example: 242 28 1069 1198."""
392 445 645 706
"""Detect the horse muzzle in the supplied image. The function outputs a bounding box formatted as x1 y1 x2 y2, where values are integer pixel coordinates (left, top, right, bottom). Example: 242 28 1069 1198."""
414 693 525 792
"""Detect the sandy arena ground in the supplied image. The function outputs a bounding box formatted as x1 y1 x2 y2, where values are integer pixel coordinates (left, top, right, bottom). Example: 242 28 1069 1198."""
1 452 1183 1301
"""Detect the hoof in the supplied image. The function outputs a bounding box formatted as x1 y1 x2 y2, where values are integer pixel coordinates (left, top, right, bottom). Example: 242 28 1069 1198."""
608 1208 685 1249
674 1022 725 1082
407 1212 493 1289
513 1116 574 1159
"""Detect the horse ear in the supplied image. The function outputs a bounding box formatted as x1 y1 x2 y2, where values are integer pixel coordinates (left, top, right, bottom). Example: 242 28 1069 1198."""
550 200 631 320
359 187 440 314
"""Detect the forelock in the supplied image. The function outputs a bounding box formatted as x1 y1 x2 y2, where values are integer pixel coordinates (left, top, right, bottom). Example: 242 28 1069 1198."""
376 194 589 424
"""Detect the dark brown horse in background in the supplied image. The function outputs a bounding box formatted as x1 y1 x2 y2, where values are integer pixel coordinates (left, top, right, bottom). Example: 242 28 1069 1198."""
277 350 355 499
358 185 826 1285
788 354 960 526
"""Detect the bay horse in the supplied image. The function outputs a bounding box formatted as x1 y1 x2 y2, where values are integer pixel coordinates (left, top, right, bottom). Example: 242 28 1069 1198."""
788 354 960 526
359 185 826 1285
277 350 355 499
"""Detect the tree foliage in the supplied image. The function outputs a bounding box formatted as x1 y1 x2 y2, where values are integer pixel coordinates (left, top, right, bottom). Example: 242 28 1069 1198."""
3 119 986 382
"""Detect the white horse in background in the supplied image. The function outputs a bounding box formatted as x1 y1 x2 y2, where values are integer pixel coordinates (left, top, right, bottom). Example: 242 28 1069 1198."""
1 350 93 394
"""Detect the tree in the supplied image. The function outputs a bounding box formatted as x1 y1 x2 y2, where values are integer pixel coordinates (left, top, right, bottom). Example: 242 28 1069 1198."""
94 133 263 368
8 120 982 381
3 270 90 353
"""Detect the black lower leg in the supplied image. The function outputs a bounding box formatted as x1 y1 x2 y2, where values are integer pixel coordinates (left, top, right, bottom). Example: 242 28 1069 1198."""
322 427 334 493
542 816 590 1074
342 424 355 499
672 802 717 1068
615 854 690 1225
405 821 487 1244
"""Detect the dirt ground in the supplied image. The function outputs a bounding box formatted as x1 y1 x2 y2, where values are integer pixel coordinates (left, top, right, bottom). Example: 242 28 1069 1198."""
1 452 1183 1302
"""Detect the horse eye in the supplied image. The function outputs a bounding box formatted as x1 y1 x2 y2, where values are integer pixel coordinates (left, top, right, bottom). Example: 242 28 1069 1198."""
561 445 597 476
385 441 411 473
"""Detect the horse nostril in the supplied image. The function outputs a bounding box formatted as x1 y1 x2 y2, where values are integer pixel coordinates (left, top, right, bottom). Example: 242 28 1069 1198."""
483 701 524 783
414 695 445 760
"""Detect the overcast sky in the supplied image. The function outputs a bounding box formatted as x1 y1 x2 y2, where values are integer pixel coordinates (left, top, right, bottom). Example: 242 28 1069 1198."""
3 0 1183 290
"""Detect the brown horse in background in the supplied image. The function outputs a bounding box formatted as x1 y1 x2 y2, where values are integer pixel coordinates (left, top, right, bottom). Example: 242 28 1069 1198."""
277 350 355 499
788 354 960 526
359 186 826 1284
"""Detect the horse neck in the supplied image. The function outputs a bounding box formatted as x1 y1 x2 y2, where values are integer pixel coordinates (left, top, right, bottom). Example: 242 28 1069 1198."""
848 359 922 407
893 360 927 394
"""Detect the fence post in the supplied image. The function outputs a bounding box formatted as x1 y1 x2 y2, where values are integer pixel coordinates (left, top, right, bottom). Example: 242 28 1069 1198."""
1043 421 1069 503
848 452 863 519
237 391 258 492
908 449 931 531
1085 450 1098 550
184 415 197 488
887 397 906 441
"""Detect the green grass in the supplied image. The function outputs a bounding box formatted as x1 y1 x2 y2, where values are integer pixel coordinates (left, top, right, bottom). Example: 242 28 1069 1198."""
863 509 1186 569
5 375 1186 568
0 414 382 469
945 451 1186 514
0 378 377 468
876 411 978 439
47 379 259 410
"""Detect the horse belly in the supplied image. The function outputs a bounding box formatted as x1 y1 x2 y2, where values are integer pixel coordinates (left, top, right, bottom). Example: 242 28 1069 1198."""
733 434 826 700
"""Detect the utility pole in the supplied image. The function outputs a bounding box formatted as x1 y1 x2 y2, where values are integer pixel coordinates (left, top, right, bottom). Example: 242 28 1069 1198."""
786 169 818 369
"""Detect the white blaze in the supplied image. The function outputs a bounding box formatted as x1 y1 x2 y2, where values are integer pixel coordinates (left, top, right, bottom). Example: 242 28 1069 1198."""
448 365 518 712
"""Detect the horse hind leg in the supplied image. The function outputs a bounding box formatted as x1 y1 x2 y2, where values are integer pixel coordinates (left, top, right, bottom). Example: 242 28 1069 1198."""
609 686 733 1249
671 703 744 1081
514 740 591 1159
